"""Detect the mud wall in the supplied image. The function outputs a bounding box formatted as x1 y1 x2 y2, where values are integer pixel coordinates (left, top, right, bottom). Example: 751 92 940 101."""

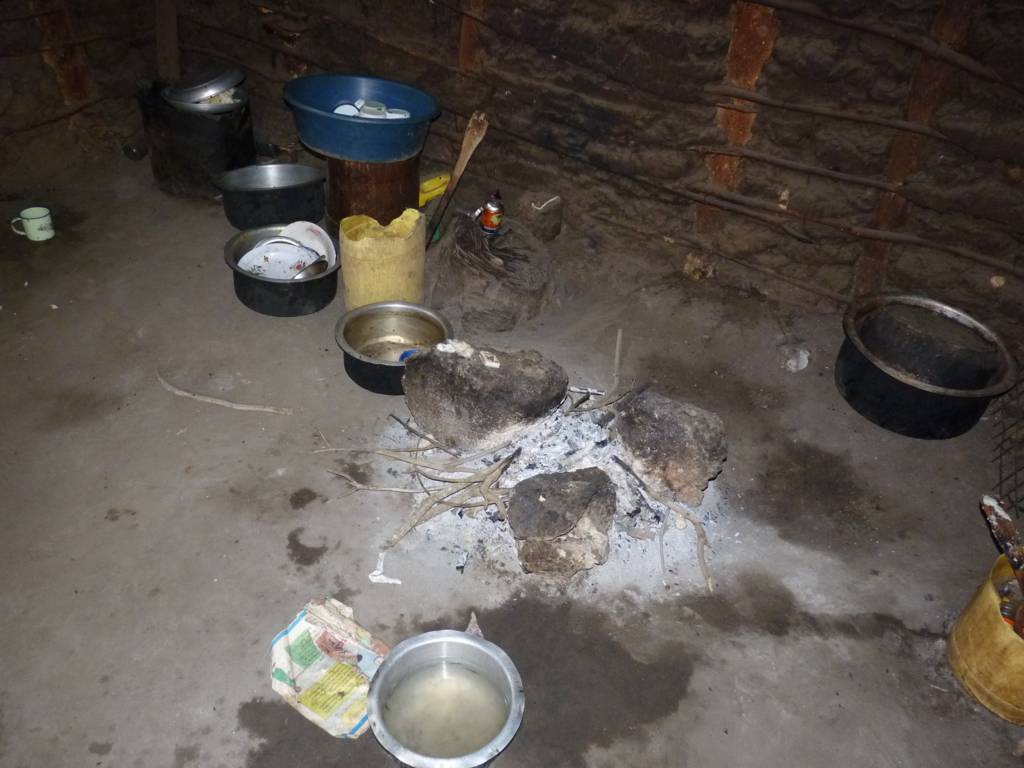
0 0 155 145
173 0 1023 313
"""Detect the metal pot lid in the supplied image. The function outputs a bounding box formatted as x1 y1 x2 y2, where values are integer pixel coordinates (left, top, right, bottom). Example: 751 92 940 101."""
165 67 245 103
162 86 248 113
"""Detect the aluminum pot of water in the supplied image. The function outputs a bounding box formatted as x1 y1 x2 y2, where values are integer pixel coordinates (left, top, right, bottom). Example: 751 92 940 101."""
367 630 525 768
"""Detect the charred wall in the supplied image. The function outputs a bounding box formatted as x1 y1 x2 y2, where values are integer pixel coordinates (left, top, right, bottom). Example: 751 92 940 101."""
127 2 1024 318
0 0 156 146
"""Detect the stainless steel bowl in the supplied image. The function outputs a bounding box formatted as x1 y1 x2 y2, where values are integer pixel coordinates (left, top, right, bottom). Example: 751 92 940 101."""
368 630 525 768
335 302 452 395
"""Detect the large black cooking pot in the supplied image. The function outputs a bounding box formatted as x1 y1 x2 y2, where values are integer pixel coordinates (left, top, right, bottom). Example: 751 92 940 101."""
835 294 1017 439
216 164 325 229
224 225 337 316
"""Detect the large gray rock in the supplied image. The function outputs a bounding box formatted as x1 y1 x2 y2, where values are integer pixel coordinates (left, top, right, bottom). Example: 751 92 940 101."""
507 467 616 576
613 390 726 506
403 342 568 449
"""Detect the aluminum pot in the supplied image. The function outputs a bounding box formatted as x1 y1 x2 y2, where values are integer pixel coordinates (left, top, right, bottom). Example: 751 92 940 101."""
224 225 338 317
367 630 525 768
835 293 1017 439
334 302 452 395
216 164 325 229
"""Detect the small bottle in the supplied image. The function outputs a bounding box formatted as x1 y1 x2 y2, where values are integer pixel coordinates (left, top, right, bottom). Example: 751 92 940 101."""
477 191 504 237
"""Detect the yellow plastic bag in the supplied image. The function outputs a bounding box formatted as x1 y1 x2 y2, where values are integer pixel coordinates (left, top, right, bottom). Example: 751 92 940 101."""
340 209 425 309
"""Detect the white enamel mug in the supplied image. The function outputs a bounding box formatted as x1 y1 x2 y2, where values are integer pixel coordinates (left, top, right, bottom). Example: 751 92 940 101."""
11 206 54 242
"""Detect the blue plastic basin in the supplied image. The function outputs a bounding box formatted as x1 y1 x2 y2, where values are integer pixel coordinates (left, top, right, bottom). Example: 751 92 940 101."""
284 74 440 163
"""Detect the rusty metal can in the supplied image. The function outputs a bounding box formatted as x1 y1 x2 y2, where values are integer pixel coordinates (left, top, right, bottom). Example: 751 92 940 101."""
477 191 504 236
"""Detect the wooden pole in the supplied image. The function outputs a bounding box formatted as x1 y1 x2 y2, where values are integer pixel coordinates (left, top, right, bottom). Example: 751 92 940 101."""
854 0 980 295
155 0 180 83
697 2 779 234
706 85 947 141
458 0 484 74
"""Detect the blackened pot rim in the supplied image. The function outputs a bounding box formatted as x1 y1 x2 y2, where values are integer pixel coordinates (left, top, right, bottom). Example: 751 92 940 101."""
843 293 1017 399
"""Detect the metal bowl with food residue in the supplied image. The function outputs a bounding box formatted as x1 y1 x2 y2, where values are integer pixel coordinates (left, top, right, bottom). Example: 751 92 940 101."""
224 225 338 317
835 293 1017 439
162 67 247 114
335 302 452 395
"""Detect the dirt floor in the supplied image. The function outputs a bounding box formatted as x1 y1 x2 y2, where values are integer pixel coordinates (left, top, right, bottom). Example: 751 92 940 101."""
2 141 1022 768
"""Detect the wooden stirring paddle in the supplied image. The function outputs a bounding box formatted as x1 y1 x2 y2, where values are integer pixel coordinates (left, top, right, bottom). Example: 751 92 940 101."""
427 111 489 244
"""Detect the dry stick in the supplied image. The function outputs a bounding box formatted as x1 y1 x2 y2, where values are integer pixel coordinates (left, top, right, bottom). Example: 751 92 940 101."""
415 467 477 483
427 111 489 243
388 413 456 456
691 146 1017 231
1 31 154 59
720 253 850 305
612 456 714 593
387 482 478 548
444 440 516 472
478 447 522 518
576 385 638 414
690 184 1024 281
568 386 607 396
326 469 427 495
706 84 948 142
575 330 633 413
385 448 522 547
313 445 437 455
670 230 850 304
653 492 713 594
675 185 813 242
380 450 478 473
596 214 848 306
3 96 118 136
752 0 1016 92
690 145 898 192
611 328 623 392
156 372 293 415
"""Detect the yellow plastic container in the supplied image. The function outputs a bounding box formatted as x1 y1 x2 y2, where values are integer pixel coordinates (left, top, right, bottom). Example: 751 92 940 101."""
339 209 425 310
418 173 450 207
947 555 1024 724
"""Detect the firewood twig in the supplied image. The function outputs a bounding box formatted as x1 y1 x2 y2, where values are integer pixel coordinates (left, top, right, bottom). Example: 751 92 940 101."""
326 470 427 494
613 455 714 592
389 413 456 455
156 372 293 415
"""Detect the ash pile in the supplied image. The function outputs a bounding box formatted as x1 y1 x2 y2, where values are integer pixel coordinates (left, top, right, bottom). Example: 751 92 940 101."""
333 339 727 590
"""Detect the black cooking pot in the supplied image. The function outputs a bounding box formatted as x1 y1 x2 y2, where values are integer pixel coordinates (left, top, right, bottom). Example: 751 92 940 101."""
216 164 325 229
334 302 453 395
224 225 338 316
835 294 1017 439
